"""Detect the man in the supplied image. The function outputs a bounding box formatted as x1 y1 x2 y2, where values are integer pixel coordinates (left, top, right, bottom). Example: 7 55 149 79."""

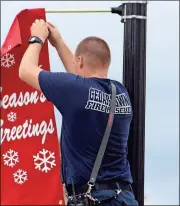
19 19 138 206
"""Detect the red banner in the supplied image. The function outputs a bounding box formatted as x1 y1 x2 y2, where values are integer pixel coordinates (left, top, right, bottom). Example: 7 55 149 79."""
1 9 64 205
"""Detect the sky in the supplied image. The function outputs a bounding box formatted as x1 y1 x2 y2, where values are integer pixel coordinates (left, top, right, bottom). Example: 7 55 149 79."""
1 1 179 205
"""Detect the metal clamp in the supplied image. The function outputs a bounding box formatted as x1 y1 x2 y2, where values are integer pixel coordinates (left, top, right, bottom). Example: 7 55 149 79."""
121 15 147 20
122 4 147 23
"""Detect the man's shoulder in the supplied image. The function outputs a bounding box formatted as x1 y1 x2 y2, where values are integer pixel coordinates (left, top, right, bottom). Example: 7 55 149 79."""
110 80 129 95
39 71 86 87
110 79 126 89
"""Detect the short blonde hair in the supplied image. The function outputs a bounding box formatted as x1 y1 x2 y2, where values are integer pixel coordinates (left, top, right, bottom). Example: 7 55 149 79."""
75 36 111 68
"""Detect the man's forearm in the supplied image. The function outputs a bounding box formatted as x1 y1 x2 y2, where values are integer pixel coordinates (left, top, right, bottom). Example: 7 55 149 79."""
19 44 41 76
21 44 41 65
54 38 75 73
19 43 42 91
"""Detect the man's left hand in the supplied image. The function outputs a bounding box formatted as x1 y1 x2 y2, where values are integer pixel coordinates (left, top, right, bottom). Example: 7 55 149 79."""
30 19 49 43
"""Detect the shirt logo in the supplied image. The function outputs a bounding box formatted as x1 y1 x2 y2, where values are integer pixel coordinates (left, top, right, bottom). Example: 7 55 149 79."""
85 88 131 114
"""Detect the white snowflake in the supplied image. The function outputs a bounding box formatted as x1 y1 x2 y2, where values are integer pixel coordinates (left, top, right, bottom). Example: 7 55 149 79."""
33 149 56 173
13 169 28 185
1 53 15 68
3 149 19 167
7 112 17 122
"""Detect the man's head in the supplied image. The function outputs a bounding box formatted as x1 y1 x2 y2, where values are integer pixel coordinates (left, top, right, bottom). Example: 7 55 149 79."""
73 36 111 78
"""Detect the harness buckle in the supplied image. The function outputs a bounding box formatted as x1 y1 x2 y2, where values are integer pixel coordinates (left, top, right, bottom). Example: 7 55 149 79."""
87 182 95 194
85 182 97 202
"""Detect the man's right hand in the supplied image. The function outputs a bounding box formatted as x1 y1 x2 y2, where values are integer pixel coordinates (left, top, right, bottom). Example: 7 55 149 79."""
46 22 62 48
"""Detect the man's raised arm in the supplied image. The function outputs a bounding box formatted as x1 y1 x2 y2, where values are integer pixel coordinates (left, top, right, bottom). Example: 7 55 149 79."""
47 22 75 74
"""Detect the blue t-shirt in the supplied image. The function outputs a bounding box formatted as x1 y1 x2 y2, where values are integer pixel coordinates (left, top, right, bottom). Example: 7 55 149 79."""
39 71 133 185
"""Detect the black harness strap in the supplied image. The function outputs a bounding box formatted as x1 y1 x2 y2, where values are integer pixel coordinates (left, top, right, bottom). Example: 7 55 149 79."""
88 82 117 185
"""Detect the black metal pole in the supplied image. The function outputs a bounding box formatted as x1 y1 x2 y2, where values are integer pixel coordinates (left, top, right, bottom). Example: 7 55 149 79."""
112 2 147 206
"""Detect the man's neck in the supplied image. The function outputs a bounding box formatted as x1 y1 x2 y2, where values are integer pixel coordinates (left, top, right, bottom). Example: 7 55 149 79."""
89 74 107 79
85 68 108 79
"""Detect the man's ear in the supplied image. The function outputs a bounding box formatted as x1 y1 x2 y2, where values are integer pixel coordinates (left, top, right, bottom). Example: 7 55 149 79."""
79 56 83 69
